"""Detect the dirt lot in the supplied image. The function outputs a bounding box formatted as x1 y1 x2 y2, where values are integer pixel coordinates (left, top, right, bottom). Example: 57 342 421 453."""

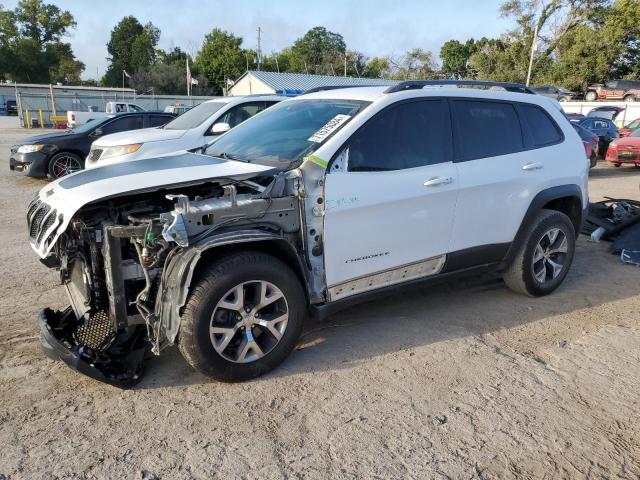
1 116 639 479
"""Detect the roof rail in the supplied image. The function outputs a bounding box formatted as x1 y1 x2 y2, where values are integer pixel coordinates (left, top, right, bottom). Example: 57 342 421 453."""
303 84 390 94
384 80 535 95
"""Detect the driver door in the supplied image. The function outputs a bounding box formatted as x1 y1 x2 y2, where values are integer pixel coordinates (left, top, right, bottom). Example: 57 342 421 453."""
323 99 458 295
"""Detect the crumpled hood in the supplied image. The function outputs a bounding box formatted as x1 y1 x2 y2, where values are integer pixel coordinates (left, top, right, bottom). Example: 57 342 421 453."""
93 127 186 147
30 152 276 258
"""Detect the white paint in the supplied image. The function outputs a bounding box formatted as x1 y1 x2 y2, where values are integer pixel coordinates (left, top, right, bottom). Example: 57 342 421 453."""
323 162 459 287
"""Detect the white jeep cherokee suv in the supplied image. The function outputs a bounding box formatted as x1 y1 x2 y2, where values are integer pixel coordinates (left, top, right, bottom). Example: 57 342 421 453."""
84 95 283 169
28 81 588 386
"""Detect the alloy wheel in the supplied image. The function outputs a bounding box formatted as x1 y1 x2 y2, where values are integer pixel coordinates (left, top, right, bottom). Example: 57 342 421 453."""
209 280 289 363
532 228 568 283
52 155 82 178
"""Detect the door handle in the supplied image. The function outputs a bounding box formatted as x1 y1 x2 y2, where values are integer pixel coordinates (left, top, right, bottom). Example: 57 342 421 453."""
522 162 544 171
423 176 453 187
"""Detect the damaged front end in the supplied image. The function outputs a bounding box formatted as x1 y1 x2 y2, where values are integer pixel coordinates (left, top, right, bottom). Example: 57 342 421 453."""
29 161 305 387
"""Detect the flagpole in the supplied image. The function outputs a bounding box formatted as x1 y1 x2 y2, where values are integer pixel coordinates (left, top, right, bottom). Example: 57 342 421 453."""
122 70 124 100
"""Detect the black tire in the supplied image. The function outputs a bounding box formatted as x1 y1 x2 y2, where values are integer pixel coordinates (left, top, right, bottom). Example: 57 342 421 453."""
589 152 597 169
614 163 622 167
585 91 597 102
178 251 306 382
503 209 576 297
624 95 636 102
48 151 83 179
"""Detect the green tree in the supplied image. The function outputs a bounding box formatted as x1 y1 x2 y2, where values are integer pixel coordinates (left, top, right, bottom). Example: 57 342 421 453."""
194 28 246 94
440 39 478 78
288 26 346 74
103 16 159 87
13 0 75 46
363 56 391 78
0 0 82 83
389 48 438 80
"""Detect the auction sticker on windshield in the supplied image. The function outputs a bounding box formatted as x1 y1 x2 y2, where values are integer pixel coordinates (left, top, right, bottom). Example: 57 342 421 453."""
308 114 351 143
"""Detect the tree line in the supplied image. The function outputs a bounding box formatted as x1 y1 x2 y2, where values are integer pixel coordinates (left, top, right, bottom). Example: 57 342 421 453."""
1 0 639 95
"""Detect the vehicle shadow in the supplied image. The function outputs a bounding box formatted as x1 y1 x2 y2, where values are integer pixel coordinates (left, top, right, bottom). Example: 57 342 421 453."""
137 239 640 390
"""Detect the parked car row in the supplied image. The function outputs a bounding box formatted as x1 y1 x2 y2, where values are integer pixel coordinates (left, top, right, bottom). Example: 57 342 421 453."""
533 79 640 103
9 95 284 178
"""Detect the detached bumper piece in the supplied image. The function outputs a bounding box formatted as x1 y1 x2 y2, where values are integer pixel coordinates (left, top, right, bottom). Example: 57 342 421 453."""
38 307 148 388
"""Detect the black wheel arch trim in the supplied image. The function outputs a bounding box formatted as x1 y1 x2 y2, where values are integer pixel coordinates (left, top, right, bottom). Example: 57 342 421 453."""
496 184 584 272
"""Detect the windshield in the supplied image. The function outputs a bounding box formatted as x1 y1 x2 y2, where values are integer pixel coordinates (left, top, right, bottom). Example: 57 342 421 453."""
626 119 640 129
163 101 226 130
205 99 369 169
71 116 111 134
630 129 640 138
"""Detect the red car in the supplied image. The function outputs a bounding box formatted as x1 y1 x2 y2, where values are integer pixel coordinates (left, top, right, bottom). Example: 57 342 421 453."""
618 118 640 137
606 131 640 167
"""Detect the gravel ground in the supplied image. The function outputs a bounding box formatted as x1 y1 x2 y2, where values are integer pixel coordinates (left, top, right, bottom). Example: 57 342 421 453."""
1 116 639 479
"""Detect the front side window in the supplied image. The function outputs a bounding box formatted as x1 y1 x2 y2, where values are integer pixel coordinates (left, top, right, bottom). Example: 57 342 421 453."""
215 102 268 129
163 101 227 130
452 100 523 161
205 99 368 169
605 81 619 89
347 99 451 172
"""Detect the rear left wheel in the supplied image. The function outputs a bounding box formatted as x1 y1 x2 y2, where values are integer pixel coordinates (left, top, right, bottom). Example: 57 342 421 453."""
178 251 306 382
503 209 576 297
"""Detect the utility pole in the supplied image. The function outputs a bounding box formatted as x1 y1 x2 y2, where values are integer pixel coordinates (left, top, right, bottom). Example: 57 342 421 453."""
257 27 262 71
526 21 539 86
344 54 347 77
526 0 545 87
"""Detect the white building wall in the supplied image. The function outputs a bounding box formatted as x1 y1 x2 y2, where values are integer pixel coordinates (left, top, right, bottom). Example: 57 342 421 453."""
228 74 275 96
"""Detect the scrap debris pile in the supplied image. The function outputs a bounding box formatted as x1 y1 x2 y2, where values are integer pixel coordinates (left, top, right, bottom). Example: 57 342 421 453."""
582 198 640 265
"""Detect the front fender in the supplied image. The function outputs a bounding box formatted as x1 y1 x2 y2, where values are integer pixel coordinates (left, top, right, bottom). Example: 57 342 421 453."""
155 230 301 349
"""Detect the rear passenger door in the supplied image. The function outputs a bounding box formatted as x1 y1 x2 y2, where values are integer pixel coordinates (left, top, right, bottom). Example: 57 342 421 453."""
449 100 562 259
323 99 458 290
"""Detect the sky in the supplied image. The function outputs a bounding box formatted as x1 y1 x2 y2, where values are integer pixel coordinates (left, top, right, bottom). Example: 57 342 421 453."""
4 0 515 80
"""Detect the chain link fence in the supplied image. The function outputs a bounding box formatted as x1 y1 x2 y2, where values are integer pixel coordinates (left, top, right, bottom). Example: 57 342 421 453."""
12 89 215 128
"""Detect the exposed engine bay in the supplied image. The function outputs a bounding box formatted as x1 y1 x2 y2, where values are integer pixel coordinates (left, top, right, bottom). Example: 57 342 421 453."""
30 164 312 387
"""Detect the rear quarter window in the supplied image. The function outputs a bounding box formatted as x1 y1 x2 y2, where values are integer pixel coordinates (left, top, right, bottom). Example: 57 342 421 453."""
517 104 563 147
452 100 523 161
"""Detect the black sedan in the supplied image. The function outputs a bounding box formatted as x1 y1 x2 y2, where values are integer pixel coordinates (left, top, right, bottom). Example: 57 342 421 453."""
9 111 175 179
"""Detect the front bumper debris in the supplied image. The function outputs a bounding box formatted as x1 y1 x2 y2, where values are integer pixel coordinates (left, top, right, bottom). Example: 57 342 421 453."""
38 307 148 388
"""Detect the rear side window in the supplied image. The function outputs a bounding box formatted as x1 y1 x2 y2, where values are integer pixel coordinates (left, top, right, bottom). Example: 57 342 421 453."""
452 100 523 161
348 99 451 171
102 115 144 134
148 114 172 127
517 104 562 147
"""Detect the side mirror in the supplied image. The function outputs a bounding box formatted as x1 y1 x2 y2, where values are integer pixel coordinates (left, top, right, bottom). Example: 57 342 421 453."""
210 122 231 135
92 128 103 137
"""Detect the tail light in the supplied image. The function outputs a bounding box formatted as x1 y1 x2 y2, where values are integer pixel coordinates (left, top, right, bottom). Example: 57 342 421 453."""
582 141 592 159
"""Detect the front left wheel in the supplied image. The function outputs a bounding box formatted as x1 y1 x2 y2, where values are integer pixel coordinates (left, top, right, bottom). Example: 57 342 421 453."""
48 151 83 179
178 251 306 382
